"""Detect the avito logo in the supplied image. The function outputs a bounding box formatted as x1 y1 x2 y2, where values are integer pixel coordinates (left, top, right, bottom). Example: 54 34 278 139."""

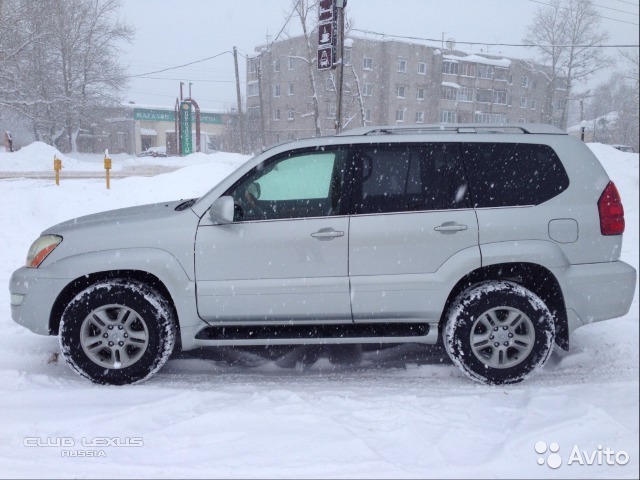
535 441 630 468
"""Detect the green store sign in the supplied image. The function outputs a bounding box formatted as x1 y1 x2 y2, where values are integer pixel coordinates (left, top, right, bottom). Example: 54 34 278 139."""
133 108 223 125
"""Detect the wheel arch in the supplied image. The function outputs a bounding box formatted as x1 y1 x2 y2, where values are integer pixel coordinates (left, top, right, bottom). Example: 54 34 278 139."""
439 262 569 350
49 270 181 351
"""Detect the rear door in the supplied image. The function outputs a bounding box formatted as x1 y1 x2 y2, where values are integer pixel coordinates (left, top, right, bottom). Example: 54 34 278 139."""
348 143 481 323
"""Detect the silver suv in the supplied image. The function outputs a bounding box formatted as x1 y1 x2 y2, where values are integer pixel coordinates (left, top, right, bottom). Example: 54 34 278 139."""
9 124 637 385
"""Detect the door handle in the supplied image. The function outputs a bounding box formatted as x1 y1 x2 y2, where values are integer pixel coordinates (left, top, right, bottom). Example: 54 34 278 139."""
311 228 345 240
434 222 468 234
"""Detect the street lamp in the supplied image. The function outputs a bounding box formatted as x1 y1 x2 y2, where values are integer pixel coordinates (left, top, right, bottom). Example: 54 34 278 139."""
580 120 587 142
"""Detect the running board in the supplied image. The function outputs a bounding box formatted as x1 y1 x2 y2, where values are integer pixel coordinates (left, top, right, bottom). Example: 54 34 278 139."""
193 322 438 347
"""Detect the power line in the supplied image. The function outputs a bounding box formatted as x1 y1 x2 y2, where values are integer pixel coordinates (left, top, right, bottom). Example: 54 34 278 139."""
130 51 233 78
525 0 639 25
611 0 639 7
591 1 638 16
351 28 639 48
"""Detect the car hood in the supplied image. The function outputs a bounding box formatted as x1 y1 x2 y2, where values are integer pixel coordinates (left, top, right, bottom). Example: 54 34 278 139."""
43 199 193 235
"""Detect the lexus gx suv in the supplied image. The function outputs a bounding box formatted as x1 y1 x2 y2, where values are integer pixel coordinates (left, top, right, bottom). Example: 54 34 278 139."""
10 124 637 385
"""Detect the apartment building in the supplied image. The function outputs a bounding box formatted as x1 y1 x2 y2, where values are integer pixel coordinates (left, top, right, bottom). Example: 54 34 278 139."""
246 35 567 146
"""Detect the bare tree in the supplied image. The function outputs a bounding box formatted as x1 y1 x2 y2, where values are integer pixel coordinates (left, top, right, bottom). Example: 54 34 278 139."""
1 0 133 151
524 0 609 128
294 0 322 137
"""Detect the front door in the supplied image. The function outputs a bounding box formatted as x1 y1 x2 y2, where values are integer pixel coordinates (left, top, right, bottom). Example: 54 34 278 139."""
195 147 352 323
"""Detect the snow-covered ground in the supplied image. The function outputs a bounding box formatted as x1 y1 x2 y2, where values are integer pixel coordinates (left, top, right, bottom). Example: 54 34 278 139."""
0 142 637 478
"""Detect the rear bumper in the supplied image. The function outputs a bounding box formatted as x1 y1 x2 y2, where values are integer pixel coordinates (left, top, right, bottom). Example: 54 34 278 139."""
554 261 637 332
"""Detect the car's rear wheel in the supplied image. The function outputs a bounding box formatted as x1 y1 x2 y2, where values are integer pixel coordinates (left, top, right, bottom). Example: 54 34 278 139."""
59 280 176 385
444 281 555 385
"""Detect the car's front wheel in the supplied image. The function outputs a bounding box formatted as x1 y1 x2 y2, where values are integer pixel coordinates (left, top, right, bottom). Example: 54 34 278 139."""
444 281 555 385
59 280 176 385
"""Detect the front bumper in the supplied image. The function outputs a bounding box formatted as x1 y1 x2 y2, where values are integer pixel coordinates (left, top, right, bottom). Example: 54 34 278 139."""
9 266 71 335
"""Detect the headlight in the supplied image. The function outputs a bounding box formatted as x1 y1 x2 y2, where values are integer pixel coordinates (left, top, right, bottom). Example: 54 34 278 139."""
26 235 62 268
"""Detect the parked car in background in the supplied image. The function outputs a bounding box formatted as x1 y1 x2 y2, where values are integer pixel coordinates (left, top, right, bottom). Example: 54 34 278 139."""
10 124 637 386
611 144 635 153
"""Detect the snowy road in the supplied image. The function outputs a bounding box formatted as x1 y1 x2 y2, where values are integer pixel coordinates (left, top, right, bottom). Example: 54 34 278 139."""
0 143 637 478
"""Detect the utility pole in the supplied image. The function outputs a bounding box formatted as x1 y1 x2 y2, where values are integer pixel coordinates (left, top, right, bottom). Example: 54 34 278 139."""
335 0 346 134
233 46 245 153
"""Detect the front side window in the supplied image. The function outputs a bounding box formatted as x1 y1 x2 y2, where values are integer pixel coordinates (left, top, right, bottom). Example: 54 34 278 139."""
352 144 470 215
226 149 348 221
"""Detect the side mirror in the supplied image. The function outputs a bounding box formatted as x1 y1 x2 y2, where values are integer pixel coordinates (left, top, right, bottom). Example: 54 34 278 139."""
209 196 234 224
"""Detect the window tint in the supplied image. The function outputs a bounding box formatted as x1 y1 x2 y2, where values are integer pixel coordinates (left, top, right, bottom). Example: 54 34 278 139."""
462 143 569 207
352 144 470 214
226 149 348 221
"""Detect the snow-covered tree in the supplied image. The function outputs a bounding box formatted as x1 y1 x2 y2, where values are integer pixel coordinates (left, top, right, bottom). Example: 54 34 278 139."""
1 0 133 152
524 0 609 129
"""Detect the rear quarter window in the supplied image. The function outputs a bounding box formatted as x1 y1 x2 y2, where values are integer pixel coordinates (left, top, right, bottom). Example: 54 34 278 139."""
462 143 569 207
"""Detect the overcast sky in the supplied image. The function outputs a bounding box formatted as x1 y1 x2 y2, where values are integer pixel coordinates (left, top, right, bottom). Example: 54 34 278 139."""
118 0 639 111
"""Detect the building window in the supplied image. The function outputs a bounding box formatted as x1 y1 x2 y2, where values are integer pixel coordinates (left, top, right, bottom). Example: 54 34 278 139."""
273 60 280 72
474 112 492 124
460 63 475 77
493 90 507 104
395 109 405 122
520 97 528 108
417 62 427 75
273 84 281 97
476 89 492 103
288 57 295 70
518 118 526 124
521 75 529 87
441 86 458 101
288 109 295 121
363 57 373 70
327 102 337 119
325 76 335 91
532 79 538 90
344 48 352 66
363 83 373 96
273 109 281 121
492 113 507 124
416 87 425 100
477 65 494 79
415 111 424 123
495 67 509 81
397 85 406 98
440 110 457 123
248 60 257 74
442 60 459 75
288 82 294 96
397 58 407 73
364 108 372 123
247 81 259 97
554 99 566 111
459 87 473 102
530 99 537 110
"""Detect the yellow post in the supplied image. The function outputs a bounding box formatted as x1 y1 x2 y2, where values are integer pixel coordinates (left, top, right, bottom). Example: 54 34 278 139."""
53 156 62 186
104 152 112 189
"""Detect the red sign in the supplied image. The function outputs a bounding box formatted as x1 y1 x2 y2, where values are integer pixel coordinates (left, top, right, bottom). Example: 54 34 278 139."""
318 22 333 46
319 0 334 22
317 46 333 70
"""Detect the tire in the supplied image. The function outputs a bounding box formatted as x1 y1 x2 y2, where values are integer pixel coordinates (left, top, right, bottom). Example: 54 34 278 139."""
59 280 176 385
444 281 555 385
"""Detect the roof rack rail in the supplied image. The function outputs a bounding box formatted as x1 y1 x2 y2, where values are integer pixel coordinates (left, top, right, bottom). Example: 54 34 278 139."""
337 123 566 136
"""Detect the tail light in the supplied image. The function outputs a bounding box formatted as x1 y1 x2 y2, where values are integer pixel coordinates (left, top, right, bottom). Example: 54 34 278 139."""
598 181 625 235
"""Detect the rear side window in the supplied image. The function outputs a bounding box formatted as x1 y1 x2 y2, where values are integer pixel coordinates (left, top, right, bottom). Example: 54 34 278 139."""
352 143 470 214
463 143 569 207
